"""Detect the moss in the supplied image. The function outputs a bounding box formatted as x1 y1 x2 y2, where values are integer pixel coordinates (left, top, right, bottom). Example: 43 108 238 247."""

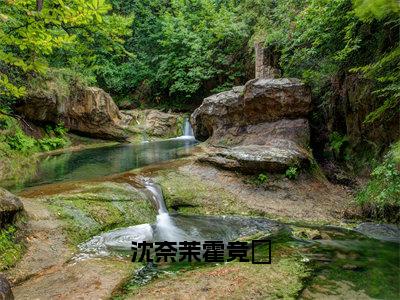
175 115 185 137
0 225 24 271
46 182 157 245
304 240 400 299
154 170 255 216
119 244 310 300
112 226 307 298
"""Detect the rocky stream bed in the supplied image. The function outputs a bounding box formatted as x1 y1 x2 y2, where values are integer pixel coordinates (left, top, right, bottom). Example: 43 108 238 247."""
0 135 398 299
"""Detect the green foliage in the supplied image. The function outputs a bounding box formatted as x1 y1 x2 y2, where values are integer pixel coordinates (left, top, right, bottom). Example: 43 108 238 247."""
353 0 400 21
245 0 399 127
54 123 68 136
98 0 250 104
0 113 38 182
352 47 400 124
1 113 69 154
329 132 350 160
0 226 24 271
37 123 69 151
356 141 400 222
37 137 68 152
5 130 36 154
155 0 249 99
244 173 269 186
0 113 36 154
0 0 132 104
257 173 269 184
285 166 299 180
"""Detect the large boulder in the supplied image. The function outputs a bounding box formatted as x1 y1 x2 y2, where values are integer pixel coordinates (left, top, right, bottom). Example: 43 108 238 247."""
191 78 311 142
0 188 23 228
191 78 312 173
142 110 183 138
16 83 128 141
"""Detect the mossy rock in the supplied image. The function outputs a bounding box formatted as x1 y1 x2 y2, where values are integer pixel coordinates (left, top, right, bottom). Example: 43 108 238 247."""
153 170 255 216
46 181 157 245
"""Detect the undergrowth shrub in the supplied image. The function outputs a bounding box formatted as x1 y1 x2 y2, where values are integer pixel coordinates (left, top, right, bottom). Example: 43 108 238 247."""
356 141 400 222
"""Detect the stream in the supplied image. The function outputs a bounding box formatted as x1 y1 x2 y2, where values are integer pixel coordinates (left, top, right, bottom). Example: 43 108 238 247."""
4 119 400 299
4 137 196 192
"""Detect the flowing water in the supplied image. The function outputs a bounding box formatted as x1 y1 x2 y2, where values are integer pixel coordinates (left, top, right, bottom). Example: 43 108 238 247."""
175 117 195 140
77 179 283 259
75 179 399 298
3 122 399 298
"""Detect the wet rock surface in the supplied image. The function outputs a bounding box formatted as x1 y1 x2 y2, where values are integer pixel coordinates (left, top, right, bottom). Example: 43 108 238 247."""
0 188 23 228
121 109 183 138
17 83 128 141
191 78 312 173
355 223 400 243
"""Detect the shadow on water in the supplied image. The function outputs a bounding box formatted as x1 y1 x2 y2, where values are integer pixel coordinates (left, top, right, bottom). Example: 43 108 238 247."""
2 139 197 192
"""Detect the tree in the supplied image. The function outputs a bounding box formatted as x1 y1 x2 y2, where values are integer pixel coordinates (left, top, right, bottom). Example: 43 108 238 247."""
0 0 131 105
36 0 43 11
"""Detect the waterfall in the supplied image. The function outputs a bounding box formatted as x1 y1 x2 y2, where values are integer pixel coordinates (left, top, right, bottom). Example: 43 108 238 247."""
175 117 195 140
183 117 194 137
142 179 189 241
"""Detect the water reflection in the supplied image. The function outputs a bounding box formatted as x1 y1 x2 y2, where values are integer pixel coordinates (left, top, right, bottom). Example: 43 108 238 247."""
5 139 197 191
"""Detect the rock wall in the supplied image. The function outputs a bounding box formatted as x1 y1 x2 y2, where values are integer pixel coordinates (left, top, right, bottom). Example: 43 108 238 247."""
0 274 13 300
254 42 281 79
191 78 312 173
312 73 400 161
16 83 128 141
120 109 184 139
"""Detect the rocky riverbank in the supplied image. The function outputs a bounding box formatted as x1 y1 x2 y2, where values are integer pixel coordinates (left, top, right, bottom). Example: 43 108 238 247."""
0 65 397 300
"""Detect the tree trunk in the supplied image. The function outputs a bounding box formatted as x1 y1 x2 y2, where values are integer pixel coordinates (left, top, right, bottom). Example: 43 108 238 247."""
36 0 43 12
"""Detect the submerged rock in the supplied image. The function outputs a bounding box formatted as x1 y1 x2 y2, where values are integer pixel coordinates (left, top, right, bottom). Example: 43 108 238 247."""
355 223 400 243
191 78 312 173
0 188 23 228
16 83 128 141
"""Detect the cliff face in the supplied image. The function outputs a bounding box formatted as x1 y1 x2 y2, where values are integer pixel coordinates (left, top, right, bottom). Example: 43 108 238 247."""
16 82 128 141
312 73 399 161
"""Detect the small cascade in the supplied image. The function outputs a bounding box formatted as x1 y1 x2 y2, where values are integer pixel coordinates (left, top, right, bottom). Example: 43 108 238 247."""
76 178 279 259
183 117 194 137
175 117 195 140
142 179 190 242
142 179 168 213
77 179 191 259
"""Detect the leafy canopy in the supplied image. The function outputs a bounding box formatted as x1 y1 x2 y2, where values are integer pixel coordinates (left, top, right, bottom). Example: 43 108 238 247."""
0 0 132 103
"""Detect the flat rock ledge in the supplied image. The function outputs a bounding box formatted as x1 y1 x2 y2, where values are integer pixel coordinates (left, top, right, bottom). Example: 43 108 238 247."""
200 141 310 174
